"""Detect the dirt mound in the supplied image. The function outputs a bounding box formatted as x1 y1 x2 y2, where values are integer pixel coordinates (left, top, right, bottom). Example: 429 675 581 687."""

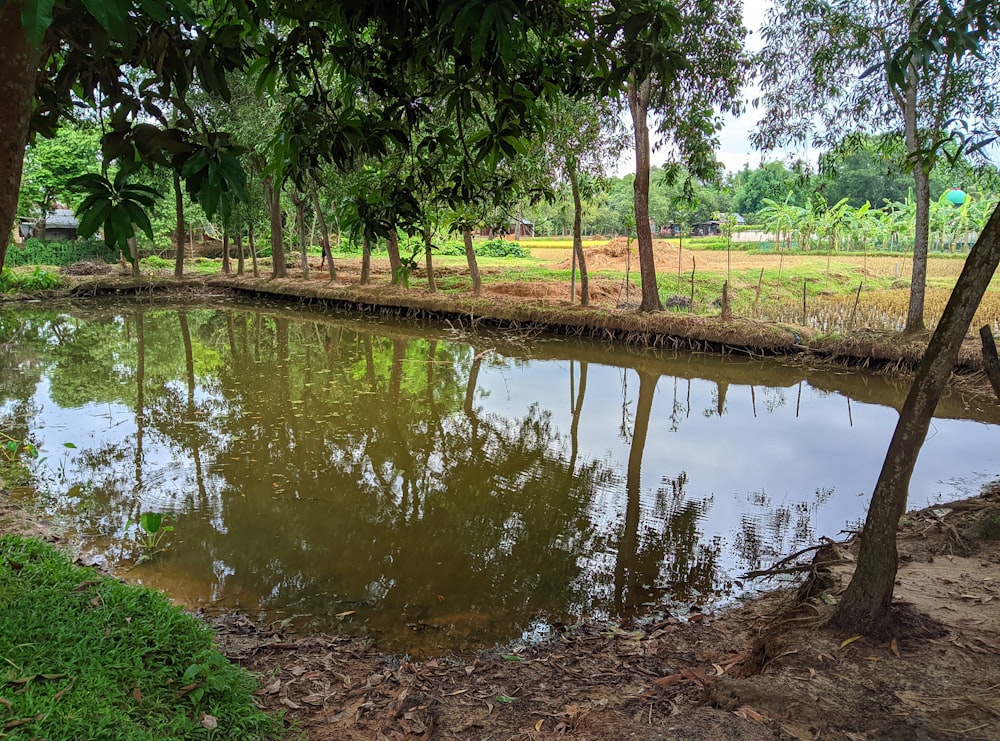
61 260 112 276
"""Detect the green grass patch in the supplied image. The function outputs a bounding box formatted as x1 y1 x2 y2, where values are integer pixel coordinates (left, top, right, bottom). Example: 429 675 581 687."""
0 535 279 740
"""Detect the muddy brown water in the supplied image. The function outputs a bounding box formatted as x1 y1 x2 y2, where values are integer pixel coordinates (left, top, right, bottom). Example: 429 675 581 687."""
2 300 998 658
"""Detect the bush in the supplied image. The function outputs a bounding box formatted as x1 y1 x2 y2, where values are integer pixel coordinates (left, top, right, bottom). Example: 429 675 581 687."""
6 237 117 267
0 267 66 293
476 238 529 258
438 240 466 256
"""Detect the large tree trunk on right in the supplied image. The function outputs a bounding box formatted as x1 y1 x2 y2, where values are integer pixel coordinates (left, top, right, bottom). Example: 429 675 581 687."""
831 203 1000 636
463 228 481 295
264 175 286 279
0 1 42 271
627 74 662 312
569 160 589 306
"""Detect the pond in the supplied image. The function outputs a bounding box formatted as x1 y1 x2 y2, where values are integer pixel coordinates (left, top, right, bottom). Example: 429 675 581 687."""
1 301 998 657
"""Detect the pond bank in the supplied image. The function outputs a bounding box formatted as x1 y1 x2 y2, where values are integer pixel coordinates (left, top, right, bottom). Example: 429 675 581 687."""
6 272 997 389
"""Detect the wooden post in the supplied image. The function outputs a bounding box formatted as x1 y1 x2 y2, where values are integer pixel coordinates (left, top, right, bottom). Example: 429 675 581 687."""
689 256 696 307
979 325 1000 401
850 282 863 328
801 279 807 326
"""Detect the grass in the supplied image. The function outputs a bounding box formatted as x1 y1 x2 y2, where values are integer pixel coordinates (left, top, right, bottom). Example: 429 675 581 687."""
0 534 280 740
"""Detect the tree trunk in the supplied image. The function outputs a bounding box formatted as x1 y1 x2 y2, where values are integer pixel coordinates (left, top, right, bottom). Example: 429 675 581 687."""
423 222 437 292
221 230 231 274
249 222 259 278
361 234 372 284
173 171 185 277
627 74 662 312
264 175 286 279
463 227 481 295
292 191 309 279
129 237 140 280
312 190 336 280
831 203 1000 636
0 1 42 270
903 68 930 333
386 229 402 284
236 232 245 276
569 160 589 306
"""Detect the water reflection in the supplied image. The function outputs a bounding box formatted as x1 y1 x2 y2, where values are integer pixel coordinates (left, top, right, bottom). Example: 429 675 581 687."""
1 302 998 656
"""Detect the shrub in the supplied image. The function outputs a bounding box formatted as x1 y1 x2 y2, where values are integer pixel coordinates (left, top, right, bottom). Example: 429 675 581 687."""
0 267 65 293
6 236 117 267
476 238 529 258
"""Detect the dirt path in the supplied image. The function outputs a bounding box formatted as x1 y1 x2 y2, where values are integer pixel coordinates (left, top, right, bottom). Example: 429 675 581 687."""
209 488 1000 741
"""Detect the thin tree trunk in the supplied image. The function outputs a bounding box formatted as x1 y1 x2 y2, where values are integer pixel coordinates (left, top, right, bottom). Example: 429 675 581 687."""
312 190 336 280
173 171 185 277
361 234 372 284
831 204 1000 636
292 191 309 279
463 227 481 295
387 229 402 284
423 222 437 292
627 74 662 312
569 161 589 306
903 69 930 333
0 0 42 270
221 230 231 274
249 222 259 278
129 237 140 280
264 175 286 279
236 232 245 276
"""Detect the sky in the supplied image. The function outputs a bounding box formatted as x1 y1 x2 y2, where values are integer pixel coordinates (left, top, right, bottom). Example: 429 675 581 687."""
616 0 818 176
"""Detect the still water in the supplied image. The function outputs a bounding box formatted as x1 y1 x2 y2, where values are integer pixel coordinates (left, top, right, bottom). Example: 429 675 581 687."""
1 301 998 657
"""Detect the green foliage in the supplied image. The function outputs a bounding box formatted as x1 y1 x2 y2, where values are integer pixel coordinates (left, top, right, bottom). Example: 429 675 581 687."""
5 237 116 267
0 535 278 740
477 239 529 258
141 255 173 270
68 171 159 260
127 512 174 562
0 267 66 293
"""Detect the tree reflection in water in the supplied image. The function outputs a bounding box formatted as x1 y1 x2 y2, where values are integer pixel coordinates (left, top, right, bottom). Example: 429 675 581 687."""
2 303 997 655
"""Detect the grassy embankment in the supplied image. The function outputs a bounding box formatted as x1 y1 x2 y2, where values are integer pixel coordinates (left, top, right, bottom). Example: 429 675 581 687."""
6 234 1000 332
0 444 280 741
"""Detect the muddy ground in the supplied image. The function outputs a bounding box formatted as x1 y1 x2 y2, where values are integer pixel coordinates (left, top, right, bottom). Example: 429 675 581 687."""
212 487 999 740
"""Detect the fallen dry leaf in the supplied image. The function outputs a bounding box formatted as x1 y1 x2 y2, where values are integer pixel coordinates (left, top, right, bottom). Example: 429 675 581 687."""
840 636 862 649
890 639 900 658
735 705 766 722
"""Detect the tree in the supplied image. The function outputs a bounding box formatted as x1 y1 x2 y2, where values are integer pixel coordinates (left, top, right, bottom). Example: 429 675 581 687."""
600 0 747 312
18 121 100 238
755 0 1000 332
2 0 252 271
540 95 626 305
830 0 1000 635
